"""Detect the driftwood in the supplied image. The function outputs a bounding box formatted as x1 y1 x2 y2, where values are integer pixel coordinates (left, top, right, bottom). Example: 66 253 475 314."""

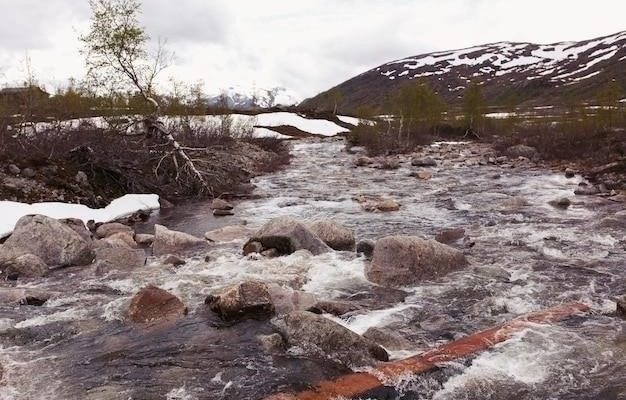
265 302 589 400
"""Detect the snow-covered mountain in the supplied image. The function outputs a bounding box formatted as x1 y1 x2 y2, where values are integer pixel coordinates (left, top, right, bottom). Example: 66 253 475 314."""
302 31 626 111
208 86 299 109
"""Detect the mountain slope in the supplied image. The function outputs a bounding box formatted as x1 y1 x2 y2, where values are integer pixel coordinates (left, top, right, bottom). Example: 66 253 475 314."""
302 31 626 112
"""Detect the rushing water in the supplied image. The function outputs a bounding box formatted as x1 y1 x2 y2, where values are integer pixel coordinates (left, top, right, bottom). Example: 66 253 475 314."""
0 138 624 400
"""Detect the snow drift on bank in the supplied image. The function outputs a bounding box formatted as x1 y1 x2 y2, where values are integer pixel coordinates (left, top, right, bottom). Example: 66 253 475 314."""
0 194 160 238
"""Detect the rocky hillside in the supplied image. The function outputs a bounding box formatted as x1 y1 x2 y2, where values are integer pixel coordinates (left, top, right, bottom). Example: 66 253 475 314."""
302 31 626 112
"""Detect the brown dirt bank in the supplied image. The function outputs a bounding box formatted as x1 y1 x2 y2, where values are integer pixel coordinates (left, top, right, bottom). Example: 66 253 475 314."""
0 128 291 207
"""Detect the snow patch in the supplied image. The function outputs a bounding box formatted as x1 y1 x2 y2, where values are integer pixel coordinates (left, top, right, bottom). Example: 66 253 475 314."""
0 194 160 238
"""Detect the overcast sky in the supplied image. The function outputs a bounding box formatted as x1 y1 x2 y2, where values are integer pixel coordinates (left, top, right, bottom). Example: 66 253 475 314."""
0 0 624 99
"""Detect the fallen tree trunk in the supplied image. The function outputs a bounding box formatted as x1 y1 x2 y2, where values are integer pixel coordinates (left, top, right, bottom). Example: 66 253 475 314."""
266 302 589 400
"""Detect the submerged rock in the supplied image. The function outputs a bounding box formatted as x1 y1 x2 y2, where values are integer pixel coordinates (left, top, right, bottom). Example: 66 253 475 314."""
206 281 275 321
365 235 466 287
152 224 209 256
205 225 254 243
435 228 466 244
127 286 187 323
243 216 330 256
274 311 389 367
308 219 355 251
356 239 376 259
2 215 93 268
411 157 437 167
549 197 571 209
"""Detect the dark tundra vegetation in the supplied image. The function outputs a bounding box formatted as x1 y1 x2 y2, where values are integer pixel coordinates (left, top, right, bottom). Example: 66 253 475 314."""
0 1 625 400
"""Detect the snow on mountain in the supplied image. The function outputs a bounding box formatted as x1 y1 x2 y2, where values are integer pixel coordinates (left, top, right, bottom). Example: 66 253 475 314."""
302 31 626 111
208 85 299 109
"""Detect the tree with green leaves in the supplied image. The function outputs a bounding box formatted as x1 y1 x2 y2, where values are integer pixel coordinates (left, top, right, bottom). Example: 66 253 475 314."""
392 80 446 141
81 0 208 191
462 82 486 137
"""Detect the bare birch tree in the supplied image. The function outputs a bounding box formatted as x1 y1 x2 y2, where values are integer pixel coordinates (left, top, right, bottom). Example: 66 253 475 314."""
81 0 208 191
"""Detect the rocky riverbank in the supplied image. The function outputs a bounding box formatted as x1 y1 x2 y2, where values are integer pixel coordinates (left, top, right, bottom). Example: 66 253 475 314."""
0 138 624 399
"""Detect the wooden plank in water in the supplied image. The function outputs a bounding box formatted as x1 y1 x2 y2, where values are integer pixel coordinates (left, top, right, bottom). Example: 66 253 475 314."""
265 301 589 400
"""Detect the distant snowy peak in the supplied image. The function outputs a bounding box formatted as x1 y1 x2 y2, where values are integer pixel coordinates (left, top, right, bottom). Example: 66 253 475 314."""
208 86 299 109
302 30 626 111
379 31 626 86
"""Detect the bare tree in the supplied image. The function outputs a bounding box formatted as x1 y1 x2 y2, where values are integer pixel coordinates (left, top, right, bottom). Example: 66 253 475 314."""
80 0 208 191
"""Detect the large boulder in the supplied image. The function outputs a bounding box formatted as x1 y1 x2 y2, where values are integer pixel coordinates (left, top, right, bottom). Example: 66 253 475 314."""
307 219 355 251
506 144 538 160
206 281 275 321
243 217 331 256
274 311 389 367
127 286 187 323
152 224 209 256
3 215 93 267
365 235 466 287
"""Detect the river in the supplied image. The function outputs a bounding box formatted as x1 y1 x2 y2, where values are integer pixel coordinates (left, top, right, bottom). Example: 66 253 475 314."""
0 137 624 399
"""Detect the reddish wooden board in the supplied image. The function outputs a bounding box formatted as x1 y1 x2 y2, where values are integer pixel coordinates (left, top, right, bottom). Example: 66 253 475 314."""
265 302 589 400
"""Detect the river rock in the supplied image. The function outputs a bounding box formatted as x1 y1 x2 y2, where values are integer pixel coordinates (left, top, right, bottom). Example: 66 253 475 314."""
243 240 263 255
506 144 538 160
267 284 318 315
565 168 576 178
308 299 361 316
502 196 529 209
2 215 93 268
435 228 466 244
127 286 187 323
549 197 571 209
373 198 401 212
258 333 285 353
353 156 373 167
0 287 51 306
363 327 414 351
365 235 467 287
411 170 432 180
61 218 92 241
411 157 437 167
213 209 234 217
7 164 20 175
0 251 48 279
595 211 626 229
356 239 376 259
307 219 355 251
152 224 209 256
161 254 186 266
206 281 275 321
211 198 234 211
205 225 254 243
617 295 626 318
135 234 155 246
95 222 133 239
274 311 389 367
243 217 331 256
374 157 400 170
93 246 146 274
103 231 138 248
574 184 600 195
